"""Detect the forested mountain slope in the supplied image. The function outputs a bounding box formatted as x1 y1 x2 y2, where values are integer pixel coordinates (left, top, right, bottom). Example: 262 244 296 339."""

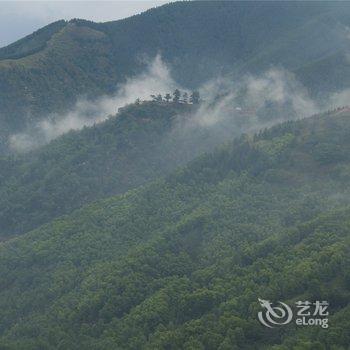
0 102 194 238
1 95 294 240
1 1 350 142
0 111 349 349
296 51 350 96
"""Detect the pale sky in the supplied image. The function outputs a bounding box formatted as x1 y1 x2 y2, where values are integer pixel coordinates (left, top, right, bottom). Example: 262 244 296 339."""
0 1 169 48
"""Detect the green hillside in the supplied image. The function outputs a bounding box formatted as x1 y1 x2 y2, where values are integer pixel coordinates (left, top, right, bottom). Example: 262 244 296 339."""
297 52 350 97
0 92 316 240
1 1 350 148
0 111 349 349
0 20 66 60
1 2 350 348
0 102 194 238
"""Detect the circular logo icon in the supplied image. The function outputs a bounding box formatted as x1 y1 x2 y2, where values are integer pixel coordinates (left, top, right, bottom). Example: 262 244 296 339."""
258 298 293 328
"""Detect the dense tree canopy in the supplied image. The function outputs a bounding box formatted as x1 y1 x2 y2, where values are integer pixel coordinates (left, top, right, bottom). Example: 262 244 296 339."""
0 111 349 349
1 2 350 348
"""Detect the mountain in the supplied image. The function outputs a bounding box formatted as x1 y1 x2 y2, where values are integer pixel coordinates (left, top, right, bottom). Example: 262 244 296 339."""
0 99 230 238
0 111 349 349
1 2 350 349
0 88 322 240
0 102 196 238
1 1 350 149
296 51 350 97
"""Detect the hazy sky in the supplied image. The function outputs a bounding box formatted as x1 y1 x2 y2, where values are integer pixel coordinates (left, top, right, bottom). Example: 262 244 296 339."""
0 1 169 48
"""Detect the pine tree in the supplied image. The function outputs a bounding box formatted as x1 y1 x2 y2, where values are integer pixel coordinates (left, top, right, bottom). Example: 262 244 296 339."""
165 93 171 102
190 91 200 104
183 92 188 103
173 89 181 103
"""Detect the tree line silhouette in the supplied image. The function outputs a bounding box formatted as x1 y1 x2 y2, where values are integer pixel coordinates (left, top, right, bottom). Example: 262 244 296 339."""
149 89 200 104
